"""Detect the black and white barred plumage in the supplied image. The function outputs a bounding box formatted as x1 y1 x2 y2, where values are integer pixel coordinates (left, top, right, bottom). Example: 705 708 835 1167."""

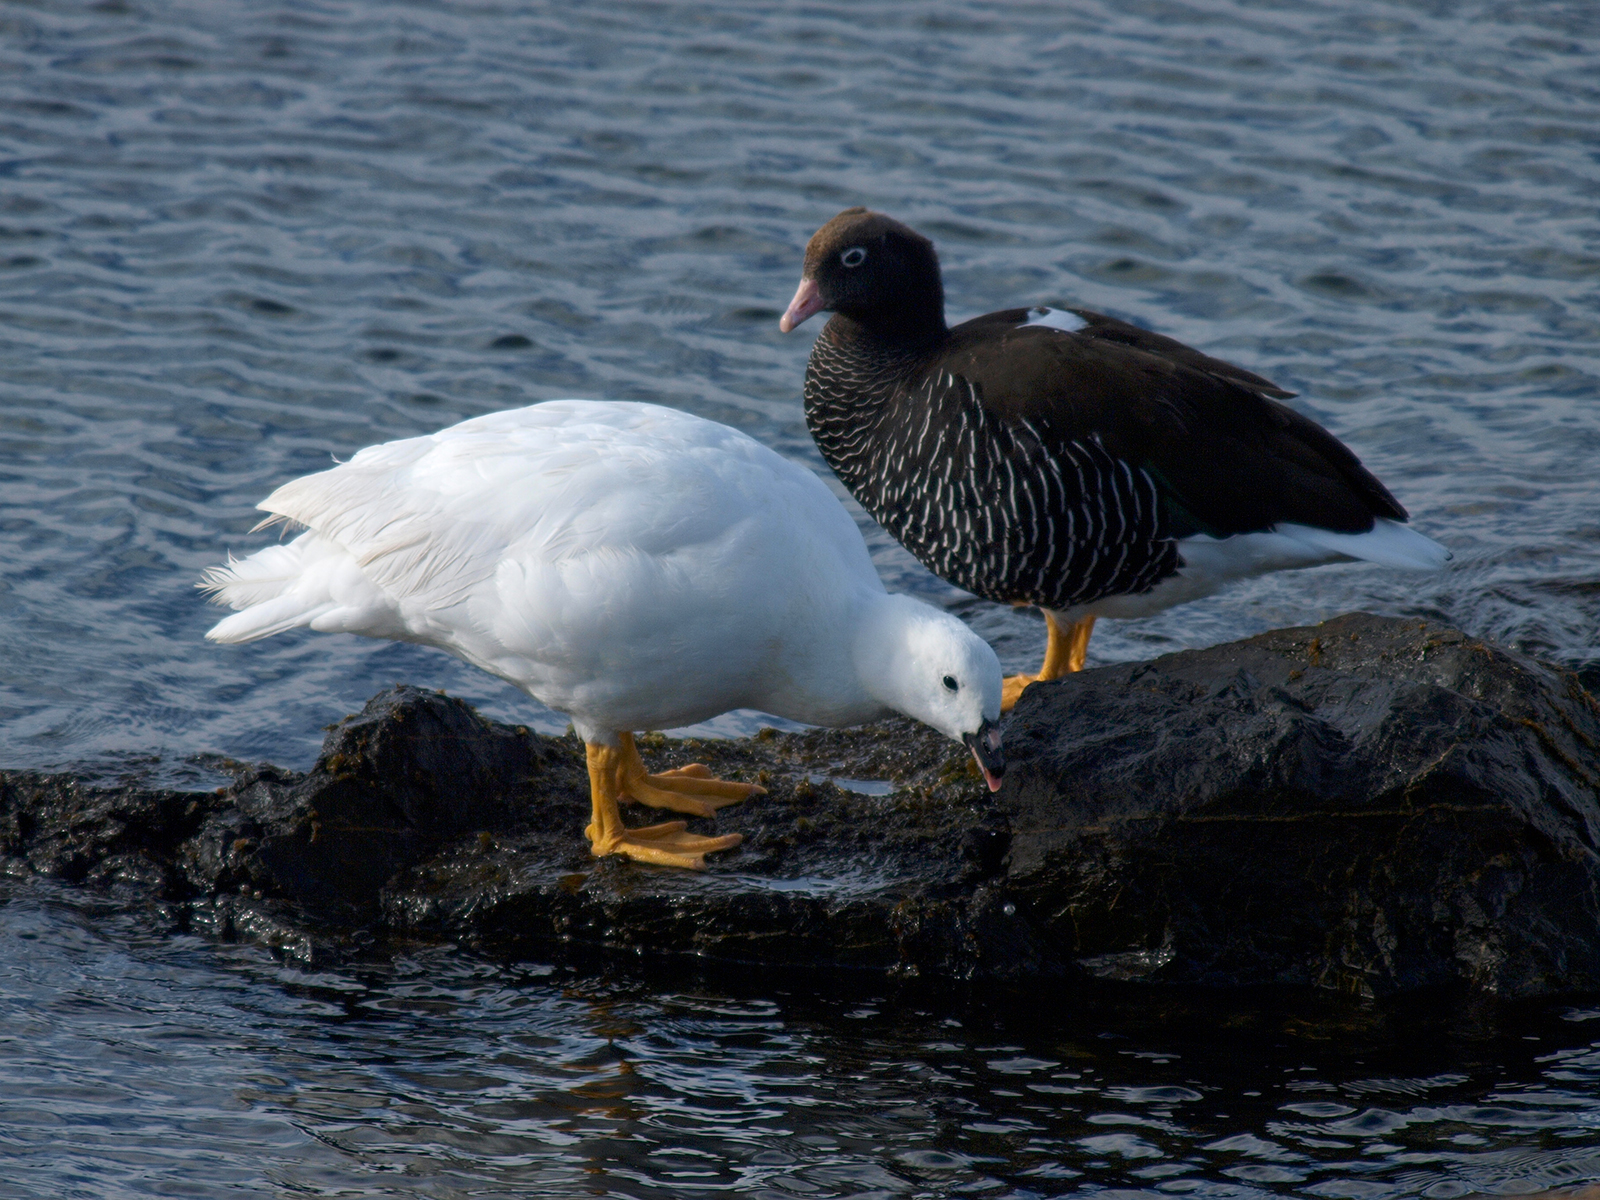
806 336 1176 611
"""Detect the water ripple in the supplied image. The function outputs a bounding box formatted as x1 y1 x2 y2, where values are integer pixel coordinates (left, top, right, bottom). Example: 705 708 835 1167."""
25 877 1598 1200
1 1 1596 770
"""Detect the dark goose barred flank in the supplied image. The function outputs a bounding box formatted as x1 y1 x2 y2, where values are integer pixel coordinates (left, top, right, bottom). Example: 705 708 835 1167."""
806 334 1177 611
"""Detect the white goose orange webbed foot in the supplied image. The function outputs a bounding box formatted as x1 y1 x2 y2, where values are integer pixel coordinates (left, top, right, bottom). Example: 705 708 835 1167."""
583 736 754 870
612 732 765 818
1001 612 1096 713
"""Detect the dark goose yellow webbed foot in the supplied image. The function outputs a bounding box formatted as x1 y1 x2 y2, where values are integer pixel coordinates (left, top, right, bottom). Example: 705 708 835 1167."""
1001 613 1096 712
583 736 755 870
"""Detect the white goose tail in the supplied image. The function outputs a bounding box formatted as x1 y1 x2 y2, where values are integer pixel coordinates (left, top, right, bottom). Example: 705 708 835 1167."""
200 534 400 644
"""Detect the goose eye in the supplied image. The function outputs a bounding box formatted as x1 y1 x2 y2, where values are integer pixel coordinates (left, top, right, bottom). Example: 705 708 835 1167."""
840 246 867 268
942 675 959 692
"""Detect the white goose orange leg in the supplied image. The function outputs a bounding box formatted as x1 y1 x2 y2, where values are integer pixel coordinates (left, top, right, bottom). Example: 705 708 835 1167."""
583 735 757 869
1001 612 1096 712
612 732 765 818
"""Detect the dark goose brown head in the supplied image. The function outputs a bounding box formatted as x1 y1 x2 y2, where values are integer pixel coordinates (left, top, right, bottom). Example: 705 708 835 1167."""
781 208 946 345
780 208 1440 632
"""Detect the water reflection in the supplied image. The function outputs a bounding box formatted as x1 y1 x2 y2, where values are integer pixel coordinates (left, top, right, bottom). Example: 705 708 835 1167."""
5 878 1598 1198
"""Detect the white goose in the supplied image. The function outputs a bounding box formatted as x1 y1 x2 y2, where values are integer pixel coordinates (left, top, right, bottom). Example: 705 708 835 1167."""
202 400 1005 870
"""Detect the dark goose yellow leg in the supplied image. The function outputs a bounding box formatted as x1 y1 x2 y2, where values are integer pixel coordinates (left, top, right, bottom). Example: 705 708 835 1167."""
1001 612 1096 712
584 738 748 870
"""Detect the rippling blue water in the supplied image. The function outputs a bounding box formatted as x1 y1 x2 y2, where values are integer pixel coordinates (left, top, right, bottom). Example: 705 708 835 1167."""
0 0 1597 1194
5 877 1600 1199
0 0 1595 771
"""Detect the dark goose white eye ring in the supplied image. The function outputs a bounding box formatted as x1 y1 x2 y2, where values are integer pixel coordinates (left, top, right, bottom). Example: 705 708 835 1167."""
942 675 959 692
840 246 867 268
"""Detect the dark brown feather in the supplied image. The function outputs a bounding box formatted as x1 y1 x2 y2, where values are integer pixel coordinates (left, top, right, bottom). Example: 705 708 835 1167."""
939 310 1406 535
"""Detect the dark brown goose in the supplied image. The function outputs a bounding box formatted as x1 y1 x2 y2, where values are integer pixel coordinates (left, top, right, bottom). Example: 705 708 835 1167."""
780 208 1449 709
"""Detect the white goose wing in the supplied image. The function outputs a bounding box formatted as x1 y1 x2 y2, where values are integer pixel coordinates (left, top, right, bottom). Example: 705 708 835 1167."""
207 399 884 730
260 403 714 608
262 398 868 644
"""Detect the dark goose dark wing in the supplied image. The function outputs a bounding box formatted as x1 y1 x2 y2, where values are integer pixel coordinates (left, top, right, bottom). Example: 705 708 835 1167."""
946 308 1405 533
1061 307 1297 400
851 309 1409 610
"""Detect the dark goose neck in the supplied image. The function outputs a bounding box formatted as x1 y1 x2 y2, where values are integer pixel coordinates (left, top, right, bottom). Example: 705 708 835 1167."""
802 315 940 486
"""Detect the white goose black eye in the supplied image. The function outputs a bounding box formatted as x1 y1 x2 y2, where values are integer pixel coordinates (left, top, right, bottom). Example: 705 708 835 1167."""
840 246 867 268
942 675 959 692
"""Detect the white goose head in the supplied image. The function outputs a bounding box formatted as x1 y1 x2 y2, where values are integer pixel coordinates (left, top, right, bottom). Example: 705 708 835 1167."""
855 594 1005 790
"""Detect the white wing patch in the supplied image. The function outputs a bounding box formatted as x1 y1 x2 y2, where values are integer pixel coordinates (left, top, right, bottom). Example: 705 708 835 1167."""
1021 306 1089 334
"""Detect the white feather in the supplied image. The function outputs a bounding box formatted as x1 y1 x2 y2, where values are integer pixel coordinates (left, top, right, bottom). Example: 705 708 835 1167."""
1275 517 1451 570
1021 306 1089 333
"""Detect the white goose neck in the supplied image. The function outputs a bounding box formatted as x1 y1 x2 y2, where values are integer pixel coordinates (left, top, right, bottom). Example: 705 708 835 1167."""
852 593 940 715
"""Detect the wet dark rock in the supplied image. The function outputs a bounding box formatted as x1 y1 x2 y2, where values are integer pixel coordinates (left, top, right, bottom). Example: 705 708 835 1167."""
1003 613 1600 999
2 613 1598 998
